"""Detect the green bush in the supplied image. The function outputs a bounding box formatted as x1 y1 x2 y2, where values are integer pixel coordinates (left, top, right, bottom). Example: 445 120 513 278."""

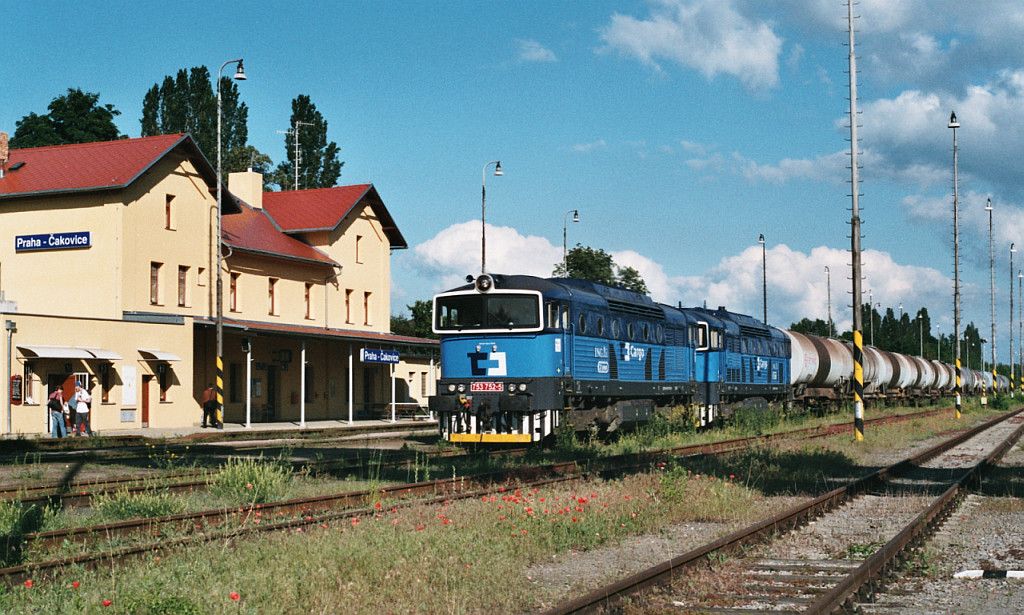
0 500 50 566
730 402 781 435
211 455 292 504
93 488 185 521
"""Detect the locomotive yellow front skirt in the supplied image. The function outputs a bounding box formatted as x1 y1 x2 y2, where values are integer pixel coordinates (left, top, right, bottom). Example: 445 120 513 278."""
449 433 533 443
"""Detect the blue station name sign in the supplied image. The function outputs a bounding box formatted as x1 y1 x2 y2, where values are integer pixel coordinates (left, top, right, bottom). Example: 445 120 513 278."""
360 348 400 364
15 232 91 252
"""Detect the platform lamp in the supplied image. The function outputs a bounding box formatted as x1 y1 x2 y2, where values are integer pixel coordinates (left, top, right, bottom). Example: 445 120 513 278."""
562 209 579 276
949 110 962 418
480 160 503 274
4 319 14 435
758 234 767 324
1011 243 1017 397
216 57 246 430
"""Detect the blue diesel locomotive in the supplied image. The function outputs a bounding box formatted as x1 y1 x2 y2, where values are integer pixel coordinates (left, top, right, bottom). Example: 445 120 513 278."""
429 273 790 443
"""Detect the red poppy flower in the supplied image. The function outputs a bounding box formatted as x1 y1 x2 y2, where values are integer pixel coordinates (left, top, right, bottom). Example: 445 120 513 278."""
103 599 112 607
375 501 383 510
72 581 80 589
23 580 33 588
230 592 240 601
729 473 736 480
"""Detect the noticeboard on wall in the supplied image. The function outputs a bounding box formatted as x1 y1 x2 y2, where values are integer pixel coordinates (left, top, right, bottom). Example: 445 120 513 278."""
122 365 138 407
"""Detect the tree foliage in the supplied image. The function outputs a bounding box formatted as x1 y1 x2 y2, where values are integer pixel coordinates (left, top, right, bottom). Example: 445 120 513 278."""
140 66 271 183
790 318 831 337
391 300 436 339
553 244 649 294
271 95 343 190
11 89 121 148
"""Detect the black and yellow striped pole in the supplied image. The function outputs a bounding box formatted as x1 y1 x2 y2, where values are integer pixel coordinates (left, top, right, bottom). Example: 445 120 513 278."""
846 0 865 441
853 331 865 440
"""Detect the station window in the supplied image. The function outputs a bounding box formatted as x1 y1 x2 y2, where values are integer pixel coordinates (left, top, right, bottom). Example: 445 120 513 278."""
197 267 206 287
345 289 353 324
22 364 33 404
177 266 189 307
363 291 372 325
229 363 240 403
268 278 279 316
99 364 110 403
305 283 314 319
230 272 240 312
158 366 169 402
355 235 364 263
305 365 315 403
165 194 175 230
150 262 162 305
421 372 428 397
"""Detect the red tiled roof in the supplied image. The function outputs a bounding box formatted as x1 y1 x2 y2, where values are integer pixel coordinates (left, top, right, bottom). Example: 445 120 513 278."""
262 184 407 249
196 316 439 348
222 203 337 268
0 134 232 207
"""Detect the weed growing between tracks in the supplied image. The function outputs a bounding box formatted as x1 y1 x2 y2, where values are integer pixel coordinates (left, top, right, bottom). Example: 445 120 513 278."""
0 468 767 614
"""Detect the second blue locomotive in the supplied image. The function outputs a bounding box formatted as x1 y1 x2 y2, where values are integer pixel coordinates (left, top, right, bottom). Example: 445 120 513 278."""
429 273 790 443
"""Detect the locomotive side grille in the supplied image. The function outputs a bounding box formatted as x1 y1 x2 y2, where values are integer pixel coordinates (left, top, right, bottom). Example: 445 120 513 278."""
658 350 666 380
644 351 653 380
607 299 664 319
608 344 618 379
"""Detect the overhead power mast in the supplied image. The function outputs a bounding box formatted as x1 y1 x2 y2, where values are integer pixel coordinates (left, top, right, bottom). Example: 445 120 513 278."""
846 0 865 441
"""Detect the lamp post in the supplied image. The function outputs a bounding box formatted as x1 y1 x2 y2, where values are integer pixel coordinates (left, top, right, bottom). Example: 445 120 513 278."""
758 233 767 324
1018 271 1022 393
937 325 941 361
4 319 14 435
949 110 962 418
825 265 833 337
918 312 923 357
480 160 503 274
562 209 579 276
986 197 996 398
216 57 246 430
1012 243 1017 396
898 302 903 320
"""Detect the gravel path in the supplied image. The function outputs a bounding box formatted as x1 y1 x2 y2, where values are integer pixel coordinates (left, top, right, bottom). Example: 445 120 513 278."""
858 431 1024 614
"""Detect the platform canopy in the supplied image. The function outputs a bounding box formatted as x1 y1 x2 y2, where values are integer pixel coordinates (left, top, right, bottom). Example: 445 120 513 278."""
17 345 117 359
138 349 182 362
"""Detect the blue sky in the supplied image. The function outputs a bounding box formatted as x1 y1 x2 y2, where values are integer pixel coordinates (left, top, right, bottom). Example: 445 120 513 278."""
5 1 1024 367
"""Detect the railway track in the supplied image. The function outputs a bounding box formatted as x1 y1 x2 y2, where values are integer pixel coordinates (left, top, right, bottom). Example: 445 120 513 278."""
0 406 950 509
0 406 969 586
544 407 1024 614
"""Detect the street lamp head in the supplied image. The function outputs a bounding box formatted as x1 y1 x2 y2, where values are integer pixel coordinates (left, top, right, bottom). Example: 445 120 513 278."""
948 111 959 129
1012 242 1017 253
493 161 503 177
572 209 579 223
758 233 765 244
985 197 993 212
233 60 247 81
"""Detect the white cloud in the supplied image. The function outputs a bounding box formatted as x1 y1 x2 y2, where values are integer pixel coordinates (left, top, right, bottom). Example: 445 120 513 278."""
571 139 607 153
600 0 782 91
516 39 557 63
413 223 954 336
413 221 562 291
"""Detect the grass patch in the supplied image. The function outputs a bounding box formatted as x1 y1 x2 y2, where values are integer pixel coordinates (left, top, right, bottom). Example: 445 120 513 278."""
92 488 186 522
210 455 292 505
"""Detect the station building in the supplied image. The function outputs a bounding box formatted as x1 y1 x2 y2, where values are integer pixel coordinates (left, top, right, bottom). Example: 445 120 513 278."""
0 133 437 435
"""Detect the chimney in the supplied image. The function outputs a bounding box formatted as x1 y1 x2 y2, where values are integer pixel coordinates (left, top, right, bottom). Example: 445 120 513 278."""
228 170 264 209
0 132 9 179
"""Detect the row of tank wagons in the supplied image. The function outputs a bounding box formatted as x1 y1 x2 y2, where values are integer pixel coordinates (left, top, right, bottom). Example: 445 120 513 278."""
784 330 1008 399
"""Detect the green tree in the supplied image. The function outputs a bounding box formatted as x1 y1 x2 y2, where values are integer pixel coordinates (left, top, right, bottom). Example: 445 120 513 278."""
554 245 617 286
790 317 831 337
616 266 648 294
11 89 121 148
140 67 268 182
271 95 343 190
391 300 436 339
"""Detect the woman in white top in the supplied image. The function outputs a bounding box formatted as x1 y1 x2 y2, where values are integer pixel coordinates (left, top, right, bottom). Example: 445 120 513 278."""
74 384 93 436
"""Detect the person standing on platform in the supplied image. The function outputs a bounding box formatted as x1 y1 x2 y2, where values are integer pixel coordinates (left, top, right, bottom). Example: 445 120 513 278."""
201 383 219 428
74 384 93 436
47 388 67 438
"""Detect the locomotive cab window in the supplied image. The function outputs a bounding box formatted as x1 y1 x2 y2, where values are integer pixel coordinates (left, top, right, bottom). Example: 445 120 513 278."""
546 303 561 329
435 293 541 331
694 322 709 351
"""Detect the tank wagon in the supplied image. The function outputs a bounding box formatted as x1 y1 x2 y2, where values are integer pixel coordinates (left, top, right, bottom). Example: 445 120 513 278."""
429 274 1001 444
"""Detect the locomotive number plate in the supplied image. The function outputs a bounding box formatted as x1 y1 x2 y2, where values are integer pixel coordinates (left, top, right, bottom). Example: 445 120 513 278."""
470 382 504 392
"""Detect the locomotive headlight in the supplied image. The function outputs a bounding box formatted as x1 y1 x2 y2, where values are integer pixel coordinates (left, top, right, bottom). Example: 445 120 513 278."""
518 383 528 392
447 384 456 393
456 383 466 393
